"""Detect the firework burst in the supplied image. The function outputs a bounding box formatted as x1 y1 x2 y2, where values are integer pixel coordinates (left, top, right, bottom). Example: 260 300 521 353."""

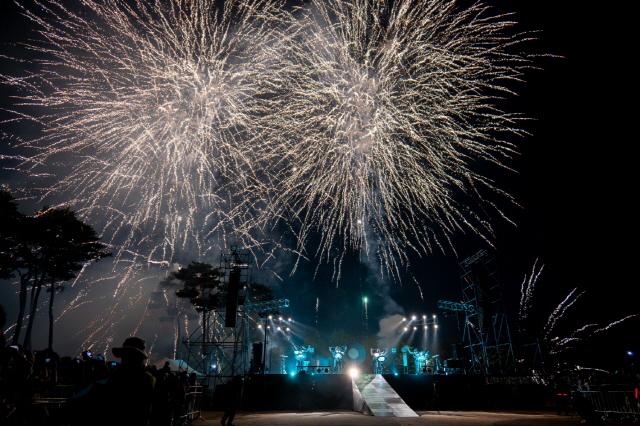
258 0 533 278
1 0 286 264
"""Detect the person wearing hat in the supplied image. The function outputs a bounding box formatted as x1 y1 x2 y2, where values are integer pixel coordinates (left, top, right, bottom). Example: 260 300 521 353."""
106 337 156 426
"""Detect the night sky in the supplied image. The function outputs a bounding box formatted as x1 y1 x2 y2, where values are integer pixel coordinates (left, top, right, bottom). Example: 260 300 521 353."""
0 0 636 368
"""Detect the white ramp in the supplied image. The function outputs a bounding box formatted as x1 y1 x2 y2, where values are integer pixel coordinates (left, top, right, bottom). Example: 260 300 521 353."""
353 374 418 417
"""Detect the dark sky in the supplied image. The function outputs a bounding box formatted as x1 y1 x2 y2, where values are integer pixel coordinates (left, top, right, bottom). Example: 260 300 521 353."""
0 0 636 366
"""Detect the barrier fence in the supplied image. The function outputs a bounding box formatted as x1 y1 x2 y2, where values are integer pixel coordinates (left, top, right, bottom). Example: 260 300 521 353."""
180 383 204 423
579 390 640 423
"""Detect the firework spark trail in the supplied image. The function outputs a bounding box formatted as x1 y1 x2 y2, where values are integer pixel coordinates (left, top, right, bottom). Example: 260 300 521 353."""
1 0 287 265
544 287 584 340
412 275 424 301
570 323 598 336
519 258 543 324
592 314 638 336
257 0 533 279
549 317 638 355
514 263 638 356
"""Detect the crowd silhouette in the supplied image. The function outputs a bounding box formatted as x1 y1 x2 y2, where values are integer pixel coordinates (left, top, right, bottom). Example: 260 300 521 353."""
0 325 202 426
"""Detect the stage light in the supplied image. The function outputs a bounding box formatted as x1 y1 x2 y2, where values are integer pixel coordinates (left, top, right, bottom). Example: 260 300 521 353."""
277 326 281 331
411 315 417 321
433 314 437 319
288 317 292 322
257 324 262 329
394 372 399 376
363 296 368 303
279 316 283 321
267 325 271 329
403 327 408 332
402 317 407 322
422 314 426 319
434 324 439 329
424 326 428 330
627 351 635 357
289 372 296 378
286 327 290 332
378 356 386 362
413 326 417 330
348 367 360 379
268 315 273 320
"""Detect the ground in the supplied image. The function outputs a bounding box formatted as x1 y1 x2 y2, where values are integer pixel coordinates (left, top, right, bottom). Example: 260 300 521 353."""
199 411 583 425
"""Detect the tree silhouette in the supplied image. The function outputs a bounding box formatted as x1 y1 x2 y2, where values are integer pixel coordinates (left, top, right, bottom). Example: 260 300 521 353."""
0 190 22 280
1 189 31 345
169 262 223 312
1 195 111 350
31 207 111 350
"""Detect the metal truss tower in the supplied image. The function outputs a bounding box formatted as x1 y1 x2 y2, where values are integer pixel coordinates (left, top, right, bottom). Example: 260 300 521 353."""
440 249 515 375
460 249 515 374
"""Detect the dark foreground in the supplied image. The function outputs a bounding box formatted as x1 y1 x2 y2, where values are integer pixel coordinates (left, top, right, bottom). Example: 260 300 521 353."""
200 411 582 425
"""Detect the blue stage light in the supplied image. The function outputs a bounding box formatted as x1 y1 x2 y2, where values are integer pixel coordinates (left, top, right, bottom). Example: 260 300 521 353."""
627 350 635 357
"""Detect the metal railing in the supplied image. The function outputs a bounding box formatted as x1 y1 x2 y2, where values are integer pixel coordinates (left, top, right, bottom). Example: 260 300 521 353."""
579 390 640 423
180 383 205 423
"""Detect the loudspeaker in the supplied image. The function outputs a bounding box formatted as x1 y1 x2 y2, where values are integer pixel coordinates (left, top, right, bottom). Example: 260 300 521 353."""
224 267 241 327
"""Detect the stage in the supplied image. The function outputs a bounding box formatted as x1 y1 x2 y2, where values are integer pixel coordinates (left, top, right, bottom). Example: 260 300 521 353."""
211 373 549 412
200 411 581 426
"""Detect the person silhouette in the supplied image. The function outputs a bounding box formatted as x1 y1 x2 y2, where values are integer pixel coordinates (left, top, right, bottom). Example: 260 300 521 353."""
108 337 156 425
221 375 243 426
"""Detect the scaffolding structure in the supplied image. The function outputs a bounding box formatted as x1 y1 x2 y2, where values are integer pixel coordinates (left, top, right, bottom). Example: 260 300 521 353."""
440 249 515 375
181 247 251 386
180 247 290 388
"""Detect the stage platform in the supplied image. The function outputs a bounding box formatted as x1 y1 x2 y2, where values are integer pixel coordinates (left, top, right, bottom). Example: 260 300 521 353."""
201 411 581 426
221 373 354 411
212 374 549 412
383 374 548 410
